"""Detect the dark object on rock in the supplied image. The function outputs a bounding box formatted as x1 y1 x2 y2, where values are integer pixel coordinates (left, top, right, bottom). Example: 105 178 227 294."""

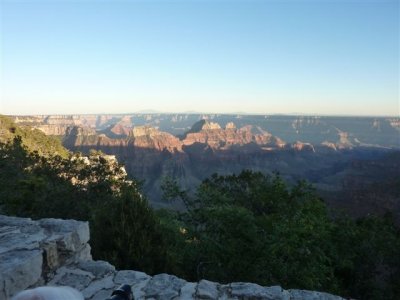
107 284 133 300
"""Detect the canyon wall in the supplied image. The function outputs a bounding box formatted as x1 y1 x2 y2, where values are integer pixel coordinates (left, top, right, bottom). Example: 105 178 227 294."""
11 114 400 148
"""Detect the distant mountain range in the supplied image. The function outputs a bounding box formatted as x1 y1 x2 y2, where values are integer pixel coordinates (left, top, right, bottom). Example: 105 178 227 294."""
9 113 400 217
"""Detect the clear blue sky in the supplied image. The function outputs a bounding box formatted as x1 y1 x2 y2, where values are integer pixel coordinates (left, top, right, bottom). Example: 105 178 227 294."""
0 0 399 116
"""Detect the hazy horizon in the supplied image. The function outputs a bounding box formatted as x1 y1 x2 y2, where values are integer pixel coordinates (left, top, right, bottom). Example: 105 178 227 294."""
1 0 399 116
5 110 400 118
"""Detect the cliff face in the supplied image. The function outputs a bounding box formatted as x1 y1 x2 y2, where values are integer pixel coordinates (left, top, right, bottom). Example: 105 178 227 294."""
182 120 285 150
13 115 87 136
0 115 69 157
110 123 131 137
0 214 344 300
130 126 183 153
12 115 122 136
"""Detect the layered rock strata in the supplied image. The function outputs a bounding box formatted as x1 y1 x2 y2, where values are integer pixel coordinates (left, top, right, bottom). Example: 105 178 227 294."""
0 214 344 300
182 120 285 149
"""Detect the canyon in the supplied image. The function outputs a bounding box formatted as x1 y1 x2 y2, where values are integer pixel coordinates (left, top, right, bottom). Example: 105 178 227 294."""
12 114 400 148
10 114 400 215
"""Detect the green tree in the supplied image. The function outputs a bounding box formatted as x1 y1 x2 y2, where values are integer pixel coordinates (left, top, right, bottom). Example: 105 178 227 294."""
333 214 400 299
161 171 339 290
0 134 170 275
160 170 400 299
90 185 167 274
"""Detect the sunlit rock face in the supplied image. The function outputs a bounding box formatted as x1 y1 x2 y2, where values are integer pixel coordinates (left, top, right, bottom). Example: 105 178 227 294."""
130 126 183 152
109 123 131 137
225 122 236 129
182 120 285 150
12 115 90 136
0 214 345 300
291 141 315 152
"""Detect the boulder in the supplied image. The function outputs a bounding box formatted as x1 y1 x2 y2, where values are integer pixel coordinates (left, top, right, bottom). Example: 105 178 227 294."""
143 273 187 300
0 249 43 300
196 279 219 299
289 289 344 300
229 282 290 300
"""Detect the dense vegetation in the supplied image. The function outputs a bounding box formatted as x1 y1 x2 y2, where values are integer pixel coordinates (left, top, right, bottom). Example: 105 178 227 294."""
0 116 399 299
0 135 168 274
160 173 400 299
0 115 69 157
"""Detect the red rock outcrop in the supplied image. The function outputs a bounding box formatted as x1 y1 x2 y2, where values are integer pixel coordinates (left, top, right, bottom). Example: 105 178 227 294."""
130 126 183 152
182 120 285 150
110 123 131 136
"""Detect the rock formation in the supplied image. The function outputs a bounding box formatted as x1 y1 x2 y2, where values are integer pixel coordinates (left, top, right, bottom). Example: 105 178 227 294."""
0 214 344 300
290 141 315 152
182 120 285 150
12 115 87 136
63 126 129 150
10 114 400 149
130 126 183 153
109 123 131 137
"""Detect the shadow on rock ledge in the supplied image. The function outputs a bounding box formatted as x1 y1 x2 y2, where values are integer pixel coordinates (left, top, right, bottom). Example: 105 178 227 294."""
0 215 345 300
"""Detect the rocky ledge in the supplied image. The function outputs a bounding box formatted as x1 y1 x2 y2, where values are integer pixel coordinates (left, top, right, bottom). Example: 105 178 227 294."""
0 215 344 300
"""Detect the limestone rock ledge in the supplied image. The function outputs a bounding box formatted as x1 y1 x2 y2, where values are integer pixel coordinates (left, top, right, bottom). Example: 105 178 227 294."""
0 215 344 300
